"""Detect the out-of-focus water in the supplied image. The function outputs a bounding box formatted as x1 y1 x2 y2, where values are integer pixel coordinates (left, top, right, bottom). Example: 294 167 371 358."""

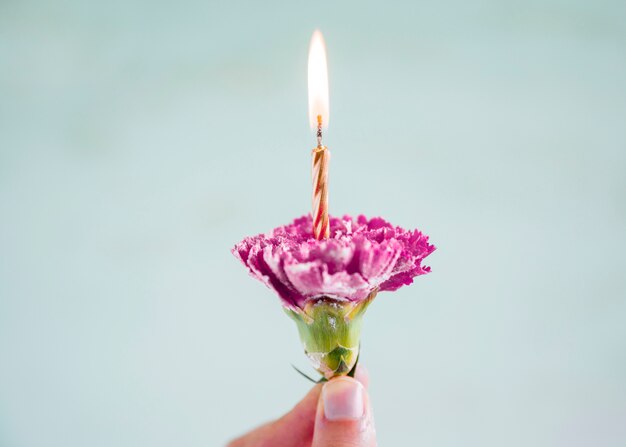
1 1 625 446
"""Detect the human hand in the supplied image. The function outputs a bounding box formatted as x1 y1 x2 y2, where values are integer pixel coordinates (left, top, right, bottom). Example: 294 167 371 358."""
228 365 376 447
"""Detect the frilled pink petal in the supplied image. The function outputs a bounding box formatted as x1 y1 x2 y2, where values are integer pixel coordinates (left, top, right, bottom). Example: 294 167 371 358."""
357 238 402 284
262 246 305 308
284 259 371 302
232 214 435 310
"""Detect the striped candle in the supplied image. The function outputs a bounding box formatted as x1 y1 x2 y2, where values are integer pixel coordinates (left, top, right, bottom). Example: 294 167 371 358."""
312 132 330 239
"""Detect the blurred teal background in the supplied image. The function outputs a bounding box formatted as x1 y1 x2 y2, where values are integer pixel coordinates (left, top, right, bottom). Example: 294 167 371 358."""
1 1 625 446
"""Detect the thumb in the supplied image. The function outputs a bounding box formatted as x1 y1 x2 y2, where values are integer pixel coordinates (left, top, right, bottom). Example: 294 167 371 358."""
312 376 377 447
227 384 322 446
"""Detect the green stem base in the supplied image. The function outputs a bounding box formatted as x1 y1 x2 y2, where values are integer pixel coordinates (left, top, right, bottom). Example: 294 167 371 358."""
285 290 376 379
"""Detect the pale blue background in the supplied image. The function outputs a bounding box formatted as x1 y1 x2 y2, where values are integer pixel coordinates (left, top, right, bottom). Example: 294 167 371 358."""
1 1 625 446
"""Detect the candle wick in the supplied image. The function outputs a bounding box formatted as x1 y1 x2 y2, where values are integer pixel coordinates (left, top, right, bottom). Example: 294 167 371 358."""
316 115 323 148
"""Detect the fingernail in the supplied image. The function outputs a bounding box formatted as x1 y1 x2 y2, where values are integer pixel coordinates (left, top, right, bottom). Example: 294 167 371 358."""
322 378 364 421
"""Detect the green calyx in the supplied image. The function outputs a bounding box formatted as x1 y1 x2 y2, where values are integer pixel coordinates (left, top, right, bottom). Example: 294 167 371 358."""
285 290 377 379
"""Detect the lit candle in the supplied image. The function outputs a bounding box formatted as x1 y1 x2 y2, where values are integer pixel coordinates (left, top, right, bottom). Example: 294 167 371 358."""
308 30 330 240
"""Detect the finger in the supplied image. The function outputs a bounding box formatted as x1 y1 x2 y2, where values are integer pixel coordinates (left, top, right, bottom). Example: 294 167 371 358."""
354 363 369 389
312 377 376 447
228 384 322 447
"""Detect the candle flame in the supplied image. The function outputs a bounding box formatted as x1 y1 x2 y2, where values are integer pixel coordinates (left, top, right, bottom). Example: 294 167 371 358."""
308 30 329 130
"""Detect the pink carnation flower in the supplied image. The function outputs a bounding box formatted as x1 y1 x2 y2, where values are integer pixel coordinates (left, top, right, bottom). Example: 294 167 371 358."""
233 214 435 310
